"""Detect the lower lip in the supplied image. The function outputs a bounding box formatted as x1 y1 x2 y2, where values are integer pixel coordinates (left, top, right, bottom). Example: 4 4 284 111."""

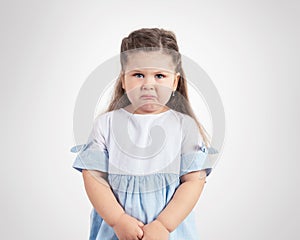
141 96 156 99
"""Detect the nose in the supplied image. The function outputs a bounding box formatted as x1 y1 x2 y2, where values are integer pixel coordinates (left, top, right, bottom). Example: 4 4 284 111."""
142 84 154 91
141 75 155 90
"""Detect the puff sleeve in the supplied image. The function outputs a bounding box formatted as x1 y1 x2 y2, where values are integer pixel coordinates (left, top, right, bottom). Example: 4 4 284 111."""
70 117 109 173
180 116 213 177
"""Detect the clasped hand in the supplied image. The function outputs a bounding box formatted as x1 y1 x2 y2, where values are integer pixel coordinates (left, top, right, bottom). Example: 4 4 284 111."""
140 219 169 240
112 213 169 240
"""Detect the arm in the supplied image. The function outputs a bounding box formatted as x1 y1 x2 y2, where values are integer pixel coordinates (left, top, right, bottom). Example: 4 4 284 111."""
82 169 124 226
156 170 207 232
82 170 144 239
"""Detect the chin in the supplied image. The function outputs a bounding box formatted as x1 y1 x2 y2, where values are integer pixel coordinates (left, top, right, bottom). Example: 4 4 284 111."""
137 103 162 112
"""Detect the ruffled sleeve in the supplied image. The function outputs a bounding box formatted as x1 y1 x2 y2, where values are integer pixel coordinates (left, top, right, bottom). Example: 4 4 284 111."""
70 117 109 173
180 143 213 177
180 115 215 177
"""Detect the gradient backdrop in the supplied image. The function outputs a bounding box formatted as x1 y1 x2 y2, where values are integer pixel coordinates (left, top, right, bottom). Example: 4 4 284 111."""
0 0 299 239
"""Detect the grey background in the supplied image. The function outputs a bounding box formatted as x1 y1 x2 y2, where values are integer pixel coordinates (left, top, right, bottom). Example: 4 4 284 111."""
0 0 299 239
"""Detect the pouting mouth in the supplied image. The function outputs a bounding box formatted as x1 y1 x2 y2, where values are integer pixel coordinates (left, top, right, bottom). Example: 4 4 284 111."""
140 95 157 98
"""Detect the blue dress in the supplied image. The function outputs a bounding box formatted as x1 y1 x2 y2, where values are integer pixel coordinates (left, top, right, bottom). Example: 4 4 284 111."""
70 108 215 240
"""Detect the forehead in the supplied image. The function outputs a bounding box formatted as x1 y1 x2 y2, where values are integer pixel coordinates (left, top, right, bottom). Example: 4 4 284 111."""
124 51 175 73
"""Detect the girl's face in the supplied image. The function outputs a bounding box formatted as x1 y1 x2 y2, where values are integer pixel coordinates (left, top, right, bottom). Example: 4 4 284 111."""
121 51 180 114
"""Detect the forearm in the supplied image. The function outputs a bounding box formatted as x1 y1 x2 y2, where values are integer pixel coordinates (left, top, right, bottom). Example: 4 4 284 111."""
156 171 206 232
82 170 125 227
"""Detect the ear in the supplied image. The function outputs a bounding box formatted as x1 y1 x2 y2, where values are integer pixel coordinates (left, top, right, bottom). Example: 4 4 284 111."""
173 72 180 91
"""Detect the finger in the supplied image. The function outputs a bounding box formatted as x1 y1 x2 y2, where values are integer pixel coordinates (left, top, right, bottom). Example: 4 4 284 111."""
137 221 144 227
137 227 144 239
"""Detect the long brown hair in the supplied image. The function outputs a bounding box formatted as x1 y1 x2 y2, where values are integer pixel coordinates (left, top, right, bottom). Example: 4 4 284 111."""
104 28 211 147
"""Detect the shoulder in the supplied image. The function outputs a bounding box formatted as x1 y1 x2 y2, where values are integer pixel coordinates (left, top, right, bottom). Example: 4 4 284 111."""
93 109 119 130
94 109 122 120
94 110 112 121
175 112 203 142
171 110 198 129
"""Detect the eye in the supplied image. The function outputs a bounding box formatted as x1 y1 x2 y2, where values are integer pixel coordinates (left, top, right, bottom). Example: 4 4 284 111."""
155 74 166 79
133 73 144 78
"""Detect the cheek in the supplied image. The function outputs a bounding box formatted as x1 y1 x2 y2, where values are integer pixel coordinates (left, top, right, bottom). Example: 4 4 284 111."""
156 80 174 91
156 85 173 100
125 84 142 101
124 79 139 90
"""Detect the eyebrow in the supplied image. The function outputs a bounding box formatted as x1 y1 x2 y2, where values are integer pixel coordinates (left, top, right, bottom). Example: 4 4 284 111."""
126 68 174 74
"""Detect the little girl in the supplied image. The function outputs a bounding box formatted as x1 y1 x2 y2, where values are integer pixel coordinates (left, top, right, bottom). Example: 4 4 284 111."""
71 28 215 240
